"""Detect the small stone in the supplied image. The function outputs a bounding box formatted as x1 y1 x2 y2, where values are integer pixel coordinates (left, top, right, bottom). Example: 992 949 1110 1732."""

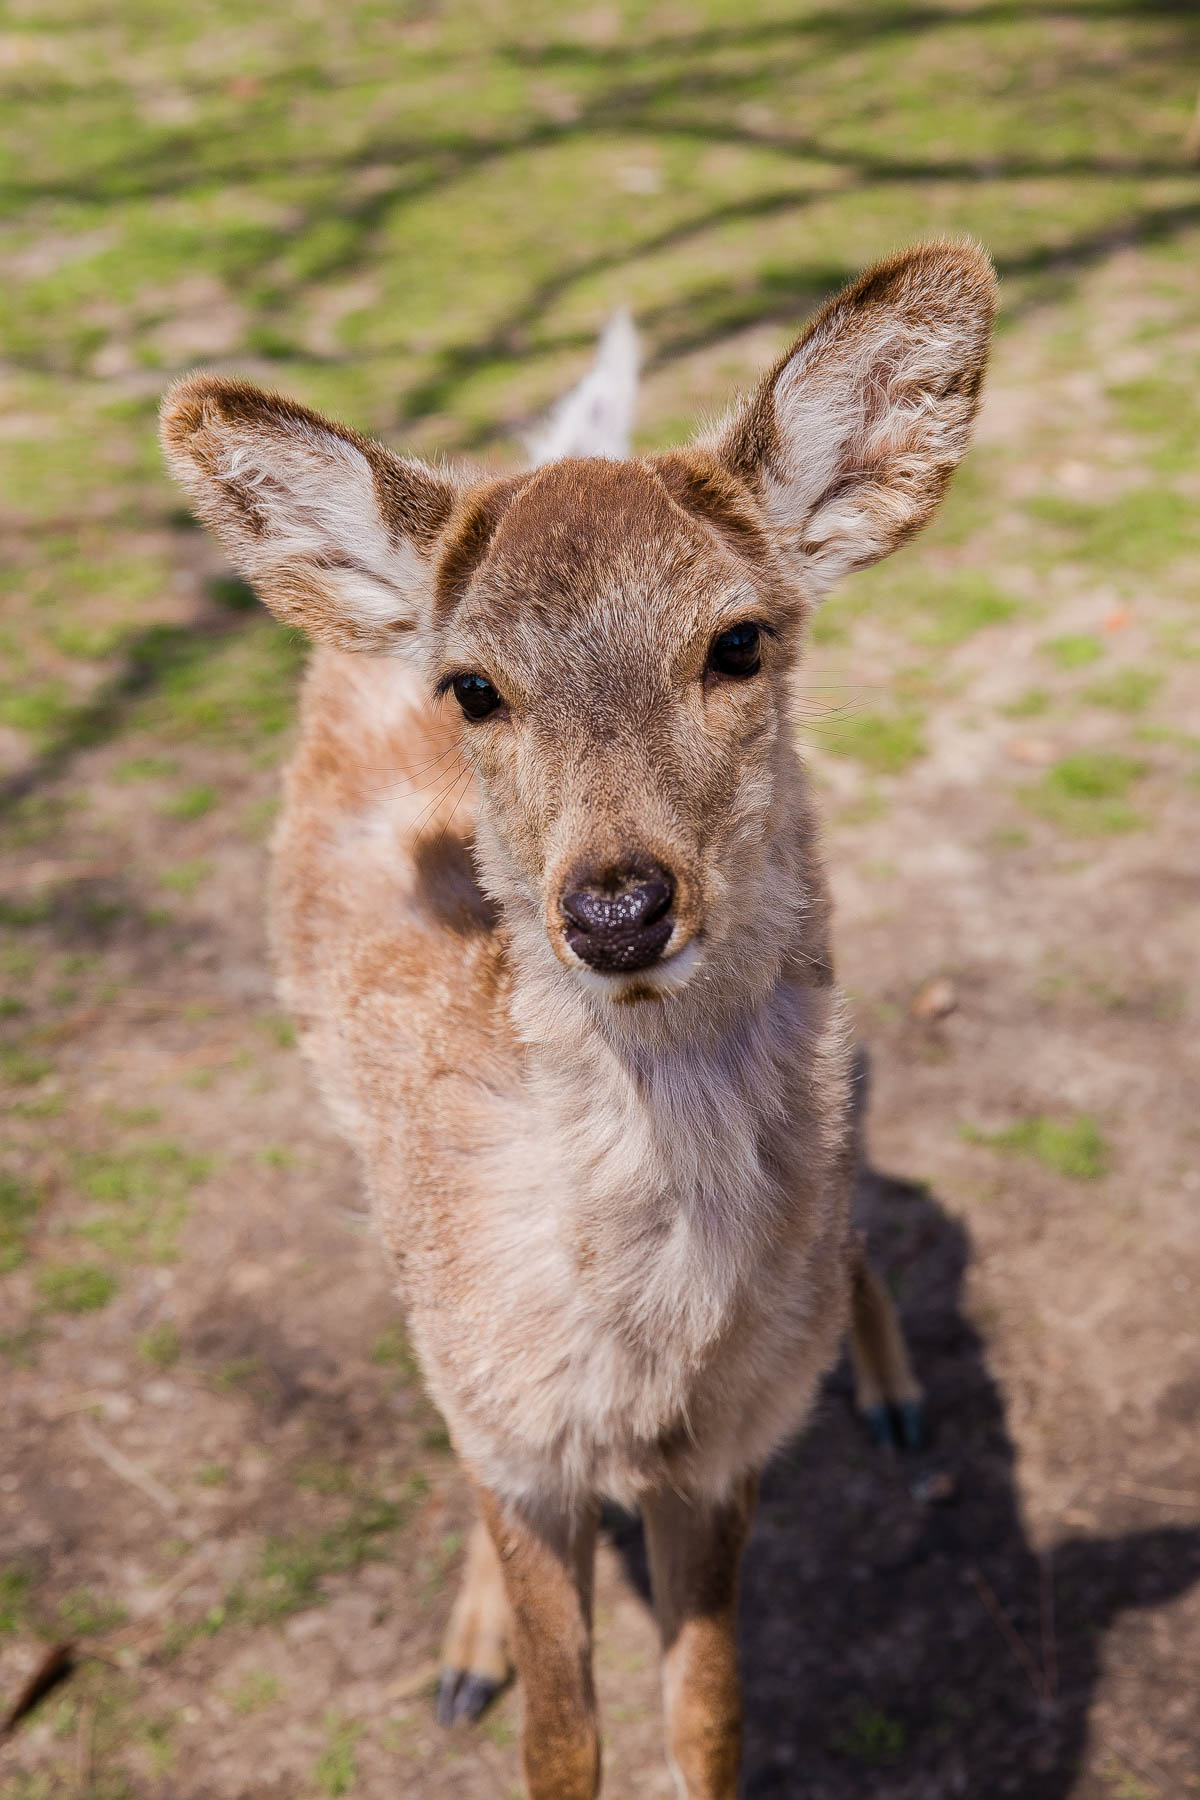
617 164 662 195
910 977 957 1022
910 1468 958 1505
1006 736 1055 765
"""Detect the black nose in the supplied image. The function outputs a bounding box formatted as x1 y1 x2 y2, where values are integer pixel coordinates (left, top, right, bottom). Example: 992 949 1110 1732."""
560 864 675 974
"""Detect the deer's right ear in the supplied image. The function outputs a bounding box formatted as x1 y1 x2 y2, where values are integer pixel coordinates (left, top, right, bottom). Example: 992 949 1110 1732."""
160 376 462 653
710 241 996 600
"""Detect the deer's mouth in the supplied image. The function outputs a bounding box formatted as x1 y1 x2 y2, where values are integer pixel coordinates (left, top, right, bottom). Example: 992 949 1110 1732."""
567 932 703 1002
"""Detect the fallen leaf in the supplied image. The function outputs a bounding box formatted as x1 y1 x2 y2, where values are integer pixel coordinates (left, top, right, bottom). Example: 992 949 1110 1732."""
910 977 957 1022
1006 736 1055 766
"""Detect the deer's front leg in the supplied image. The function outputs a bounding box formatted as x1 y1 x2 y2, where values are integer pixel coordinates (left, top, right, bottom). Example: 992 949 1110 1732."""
642 1475 757 1800
474 1481 601 1800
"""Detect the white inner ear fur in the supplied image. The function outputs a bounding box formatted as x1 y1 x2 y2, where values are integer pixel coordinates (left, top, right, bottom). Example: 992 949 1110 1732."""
765 311 979 599
221 423 425 633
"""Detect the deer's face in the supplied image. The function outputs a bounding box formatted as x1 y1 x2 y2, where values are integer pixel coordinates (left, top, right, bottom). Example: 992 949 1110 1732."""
161 243 995 1006
431 458 805 996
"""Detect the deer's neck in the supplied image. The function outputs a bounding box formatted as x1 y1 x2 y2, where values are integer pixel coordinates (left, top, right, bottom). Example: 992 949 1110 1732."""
490 790 837 1352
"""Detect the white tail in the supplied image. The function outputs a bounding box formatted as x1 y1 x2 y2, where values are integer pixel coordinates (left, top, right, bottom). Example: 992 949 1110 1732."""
526 308 639 465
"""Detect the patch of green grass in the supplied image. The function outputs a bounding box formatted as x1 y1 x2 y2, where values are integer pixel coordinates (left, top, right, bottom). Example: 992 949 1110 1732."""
158 859 212 897
207 576 258 613
160 1603 231 1660
370 1323 418 1380
1041 633 1104 671
0 1047 54 1087
158 785 218 822
830 1700 908 1764
1023 750 1147 836
0 1327 42 1365
1083 669 1161 714
212 1355 264 1394
226 1670 282 1716
257 1013 297 1049
1047 751 1147 800
140 1715 176 1777
1026 487 1198 572
0 1566 32 1636
48 621 130 662
915 573 1019 648
964 1113 1110 1181
232 1482 426 1626
106 1104 162 1128
0 896 50 929
0 1174 40 1274
74 1141 211 1263
195 1462 229 1488
820 709 926 775
314 1716 364 1798
37 1262 118 1314
478 1708 517 1749
258 1144 295 1169
138 620 307 747
137 1323 181 1368
0 794 77 853
114 757 180 783
1002 688 1050 719
0 681 72 746
292 1459 354 1497
57 1588 128 1638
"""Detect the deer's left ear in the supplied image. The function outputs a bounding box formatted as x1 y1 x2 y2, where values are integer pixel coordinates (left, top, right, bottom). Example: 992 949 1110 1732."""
711 241 996 599
160 376 463 653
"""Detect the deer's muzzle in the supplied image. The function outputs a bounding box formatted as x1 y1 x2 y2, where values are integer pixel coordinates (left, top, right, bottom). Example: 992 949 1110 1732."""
560 863 675 974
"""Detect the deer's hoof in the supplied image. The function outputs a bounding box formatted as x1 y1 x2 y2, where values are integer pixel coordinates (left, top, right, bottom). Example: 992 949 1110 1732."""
436 1668 502 1727
861 1398 926 1453
862 1402 897 1450
897 1398 926 1452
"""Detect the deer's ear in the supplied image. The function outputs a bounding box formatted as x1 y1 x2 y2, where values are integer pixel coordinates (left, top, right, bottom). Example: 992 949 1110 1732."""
712 241 996 600
160 376 462 653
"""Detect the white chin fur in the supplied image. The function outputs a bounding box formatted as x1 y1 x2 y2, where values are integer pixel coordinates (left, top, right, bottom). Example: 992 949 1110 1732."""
571 936 703 1001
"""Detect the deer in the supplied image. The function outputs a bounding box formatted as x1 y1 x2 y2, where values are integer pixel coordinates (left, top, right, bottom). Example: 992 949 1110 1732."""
161 239 996 1800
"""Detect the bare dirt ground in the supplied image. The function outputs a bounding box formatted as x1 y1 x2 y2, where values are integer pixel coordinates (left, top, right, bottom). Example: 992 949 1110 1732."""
2 5 1199 1796
3 251 1199 1798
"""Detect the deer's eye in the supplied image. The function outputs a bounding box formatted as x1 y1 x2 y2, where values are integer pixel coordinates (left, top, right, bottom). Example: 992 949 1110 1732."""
452 673 503 721
707 623 761 681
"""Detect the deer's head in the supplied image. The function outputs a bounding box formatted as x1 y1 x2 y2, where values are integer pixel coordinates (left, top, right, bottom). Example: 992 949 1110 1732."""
162 243 994 1012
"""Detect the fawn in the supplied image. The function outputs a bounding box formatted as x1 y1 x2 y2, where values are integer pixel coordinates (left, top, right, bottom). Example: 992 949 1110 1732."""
162 240 995 1800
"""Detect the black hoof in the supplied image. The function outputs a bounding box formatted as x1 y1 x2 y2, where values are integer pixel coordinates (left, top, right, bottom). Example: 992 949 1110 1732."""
436 1668 501 1727
862 1403 897 1450
897 1398 926 1452
436 1669 460 1728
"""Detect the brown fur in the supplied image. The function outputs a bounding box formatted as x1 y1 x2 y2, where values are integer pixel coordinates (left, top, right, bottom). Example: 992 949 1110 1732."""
161 241 996 1797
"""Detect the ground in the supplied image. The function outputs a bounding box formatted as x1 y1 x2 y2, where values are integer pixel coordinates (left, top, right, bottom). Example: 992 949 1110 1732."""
1 2 1199 1796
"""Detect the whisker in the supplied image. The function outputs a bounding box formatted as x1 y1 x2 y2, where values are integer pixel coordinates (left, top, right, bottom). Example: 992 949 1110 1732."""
362 743 465 797
431 766 477 850
409 761 474 838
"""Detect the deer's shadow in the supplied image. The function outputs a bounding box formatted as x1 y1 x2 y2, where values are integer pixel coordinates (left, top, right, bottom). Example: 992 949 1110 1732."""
612 1149 1200 1797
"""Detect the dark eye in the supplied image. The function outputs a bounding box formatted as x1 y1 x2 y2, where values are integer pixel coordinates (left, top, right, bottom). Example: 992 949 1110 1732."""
707 622 761 681
451 673 503 721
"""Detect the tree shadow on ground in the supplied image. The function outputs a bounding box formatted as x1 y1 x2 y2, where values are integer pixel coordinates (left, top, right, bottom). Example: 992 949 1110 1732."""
611 1066 1200 1798
0 582 260 814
